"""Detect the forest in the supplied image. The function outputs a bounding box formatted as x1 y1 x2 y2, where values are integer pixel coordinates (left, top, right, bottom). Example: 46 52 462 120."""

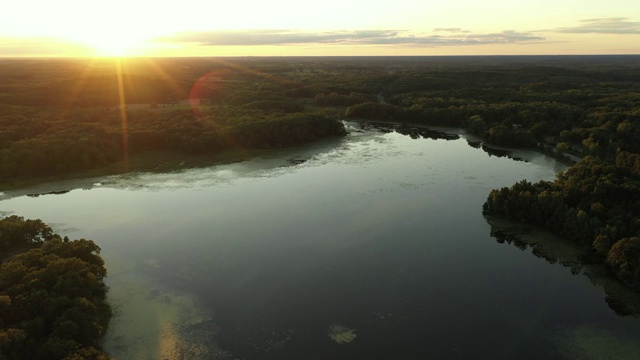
1 56 640 355
0 58 348 185
2 56 639 186
0 216 111 360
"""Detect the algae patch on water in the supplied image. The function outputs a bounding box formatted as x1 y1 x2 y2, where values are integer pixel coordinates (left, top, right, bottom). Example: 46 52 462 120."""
328 324 357 344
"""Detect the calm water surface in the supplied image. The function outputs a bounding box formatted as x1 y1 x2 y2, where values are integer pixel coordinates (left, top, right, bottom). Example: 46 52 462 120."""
1 123 639 359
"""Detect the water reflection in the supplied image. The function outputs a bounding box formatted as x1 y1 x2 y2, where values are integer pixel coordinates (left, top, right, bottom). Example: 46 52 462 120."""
103 272 227 359
486 215 640 317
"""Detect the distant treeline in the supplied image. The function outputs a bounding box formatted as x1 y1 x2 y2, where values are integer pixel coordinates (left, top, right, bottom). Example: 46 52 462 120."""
0 59 351 183
0 216 111 359
343 64 640 152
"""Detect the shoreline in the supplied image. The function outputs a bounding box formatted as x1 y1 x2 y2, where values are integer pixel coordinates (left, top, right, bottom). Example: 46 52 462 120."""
0 118 574 194
348 118 579 166
485 214 640 315
0 148 260 193
0 133 349 196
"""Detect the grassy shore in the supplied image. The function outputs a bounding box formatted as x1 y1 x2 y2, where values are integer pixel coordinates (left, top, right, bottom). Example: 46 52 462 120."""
0 148 262 191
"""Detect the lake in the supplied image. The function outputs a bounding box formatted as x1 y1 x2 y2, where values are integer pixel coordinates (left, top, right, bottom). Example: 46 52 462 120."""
1 122 639 359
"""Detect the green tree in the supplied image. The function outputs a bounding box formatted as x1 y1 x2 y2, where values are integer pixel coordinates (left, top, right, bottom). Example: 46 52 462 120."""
607 237 640 289
0 217 111 360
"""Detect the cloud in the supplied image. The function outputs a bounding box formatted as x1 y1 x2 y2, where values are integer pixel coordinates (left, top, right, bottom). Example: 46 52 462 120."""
158 30 400 46
554 18 640 34
433 28 471 33
158 29 544 47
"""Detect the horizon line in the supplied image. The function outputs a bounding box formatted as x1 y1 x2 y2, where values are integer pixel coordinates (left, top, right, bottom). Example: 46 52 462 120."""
1 53 640 60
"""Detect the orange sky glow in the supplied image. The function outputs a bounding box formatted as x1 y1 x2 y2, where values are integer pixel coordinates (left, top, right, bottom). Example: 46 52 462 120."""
1 0 639 57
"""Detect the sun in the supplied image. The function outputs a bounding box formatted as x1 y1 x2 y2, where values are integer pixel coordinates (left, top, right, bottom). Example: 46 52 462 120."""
92 39 141 57
70 31 150 57
88 35 146 57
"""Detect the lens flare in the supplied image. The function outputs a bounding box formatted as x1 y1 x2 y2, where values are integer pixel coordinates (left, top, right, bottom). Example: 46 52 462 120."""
115 59 129 171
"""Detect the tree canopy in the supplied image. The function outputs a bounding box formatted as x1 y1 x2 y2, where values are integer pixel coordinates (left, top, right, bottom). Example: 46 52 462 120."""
0 216 111 360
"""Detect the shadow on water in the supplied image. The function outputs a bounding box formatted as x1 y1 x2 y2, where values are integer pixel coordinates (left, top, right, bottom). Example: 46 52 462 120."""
351 120 530 162
26 189 71 197
465 139 528 162
485 216 640 359
485 215 640 317
348 120 460 141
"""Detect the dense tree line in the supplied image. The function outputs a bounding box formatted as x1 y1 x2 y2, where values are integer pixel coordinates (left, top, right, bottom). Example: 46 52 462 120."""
345 102 417 122
0 58 358 185
0 216 111 359
336 58 639 153
3 57 636 159
314 92 376 107
484 155 640 289
0 104 345 182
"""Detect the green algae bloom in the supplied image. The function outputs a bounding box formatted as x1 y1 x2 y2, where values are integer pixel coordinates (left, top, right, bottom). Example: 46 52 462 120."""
328 324 357 344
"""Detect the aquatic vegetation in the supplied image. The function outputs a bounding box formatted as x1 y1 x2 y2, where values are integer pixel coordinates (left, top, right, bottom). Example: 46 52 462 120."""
328 324 357 344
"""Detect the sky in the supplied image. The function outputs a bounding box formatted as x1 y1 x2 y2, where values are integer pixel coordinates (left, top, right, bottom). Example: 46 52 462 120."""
1 0 639 57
